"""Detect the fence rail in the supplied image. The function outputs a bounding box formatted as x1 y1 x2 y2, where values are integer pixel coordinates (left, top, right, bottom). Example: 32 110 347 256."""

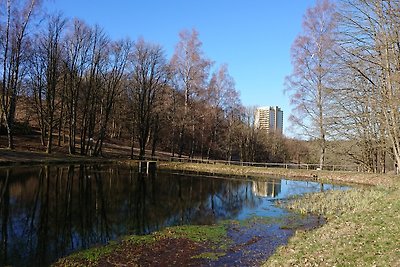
145 155 361 172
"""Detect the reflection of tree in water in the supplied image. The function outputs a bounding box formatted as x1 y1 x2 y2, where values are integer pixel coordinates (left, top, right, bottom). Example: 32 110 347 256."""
0 165 263 266
0 165 113 266
0 169 10 265
155 175 262 226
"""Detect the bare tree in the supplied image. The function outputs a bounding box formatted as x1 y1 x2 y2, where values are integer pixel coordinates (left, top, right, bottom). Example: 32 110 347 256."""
238 106 258 162
338 0 400 173
225 105 244 162
162 84 182 157
92 38 131 156
286 0 338 169
28 37 47 146
0 0 41 149
206 64 239 159
128 38 168 159
63 19 92 154
170 29 212 157
30 14 67 153
79 25 108 156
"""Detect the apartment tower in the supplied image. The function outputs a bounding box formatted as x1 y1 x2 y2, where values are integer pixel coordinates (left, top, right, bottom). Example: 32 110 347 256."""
254 106 283 134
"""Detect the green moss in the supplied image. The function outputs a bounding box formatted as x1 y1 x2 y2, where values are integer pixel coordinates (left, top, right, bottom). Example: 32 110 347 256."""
238 216 281 227
163 224 229 244
57 242 118 266
123 233 157 245
279 222 302 230
192 252 226 260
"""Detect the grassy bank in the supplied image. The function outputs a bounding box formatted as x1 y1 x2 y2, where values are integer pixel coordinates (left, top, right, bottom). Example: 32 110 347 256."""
265 182 400 266
159 162 397 187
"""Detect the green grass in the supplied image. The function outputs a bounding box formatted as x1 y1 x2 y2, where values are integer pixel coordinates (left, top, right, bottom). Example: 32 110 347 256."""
55 241 119 267
123 233 158 244
162 224 232 252
163 224 229 244
265 183 400 266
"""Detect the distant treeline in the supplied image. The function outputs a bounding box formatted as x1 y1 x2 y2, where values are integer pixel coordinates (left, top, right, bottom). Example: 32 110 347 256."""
0 1 303 163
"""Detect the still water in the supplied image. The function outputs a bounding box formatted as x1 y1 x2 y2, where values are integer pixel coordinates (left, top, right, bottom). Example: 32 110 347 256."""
0 164 347 266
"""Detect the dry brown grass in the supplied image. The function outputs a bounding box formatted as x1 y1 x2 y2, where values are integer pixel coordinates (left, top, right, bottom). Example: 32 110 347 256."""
160 162 397 187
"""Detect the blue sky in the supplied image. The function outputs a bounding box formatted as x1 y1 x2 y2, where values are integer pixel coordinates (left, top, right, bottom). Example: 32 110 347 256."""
47 0 316 133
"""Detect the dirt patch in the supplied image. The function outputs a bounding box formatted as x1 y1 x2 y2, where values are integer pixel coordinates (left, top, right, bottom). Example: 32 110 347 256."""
102 238 207 267
0 135 172 165
53 237 212 267
0 135 132 167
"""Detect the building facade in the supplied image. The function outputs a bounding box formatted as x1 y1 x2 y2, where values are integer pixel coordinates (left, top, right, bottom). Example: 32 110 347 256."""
254 106 283 134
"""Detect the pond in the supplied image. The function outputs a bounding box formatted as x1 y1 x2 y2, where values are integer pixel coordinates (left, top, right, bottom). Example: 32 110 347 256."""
0 163 348 266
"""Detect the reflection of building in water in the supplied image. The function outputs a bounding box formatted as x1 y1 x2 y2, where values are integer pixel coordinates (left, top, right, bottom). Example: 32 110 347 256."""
252 180 281 197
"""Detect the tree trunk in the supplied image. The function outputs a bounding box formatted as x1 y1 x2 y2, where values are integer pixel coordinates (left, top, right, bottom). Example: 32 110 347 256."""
5 99 15 149
46 120 53 154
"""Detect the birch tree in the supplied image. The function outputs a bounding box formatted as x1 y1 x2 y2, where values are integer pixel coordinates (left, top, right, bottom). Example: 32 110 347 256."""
286 0 338 169
206 64 239 159
170 29 212 157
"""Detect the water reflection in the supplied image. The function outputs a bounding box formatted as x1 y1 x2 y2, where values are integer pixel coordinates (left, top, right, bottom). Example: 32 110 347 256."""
0 164 346 266
252 180 282 197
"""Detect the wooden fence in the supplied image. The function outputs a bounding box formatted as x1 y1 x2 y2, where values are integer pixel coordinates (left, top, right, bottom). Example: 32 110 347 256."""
146 155 361 172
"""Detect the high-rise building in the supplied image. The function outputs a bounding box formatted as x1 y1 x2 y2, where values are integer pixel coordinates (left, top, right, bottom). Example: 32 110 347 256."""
254 106 283 134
